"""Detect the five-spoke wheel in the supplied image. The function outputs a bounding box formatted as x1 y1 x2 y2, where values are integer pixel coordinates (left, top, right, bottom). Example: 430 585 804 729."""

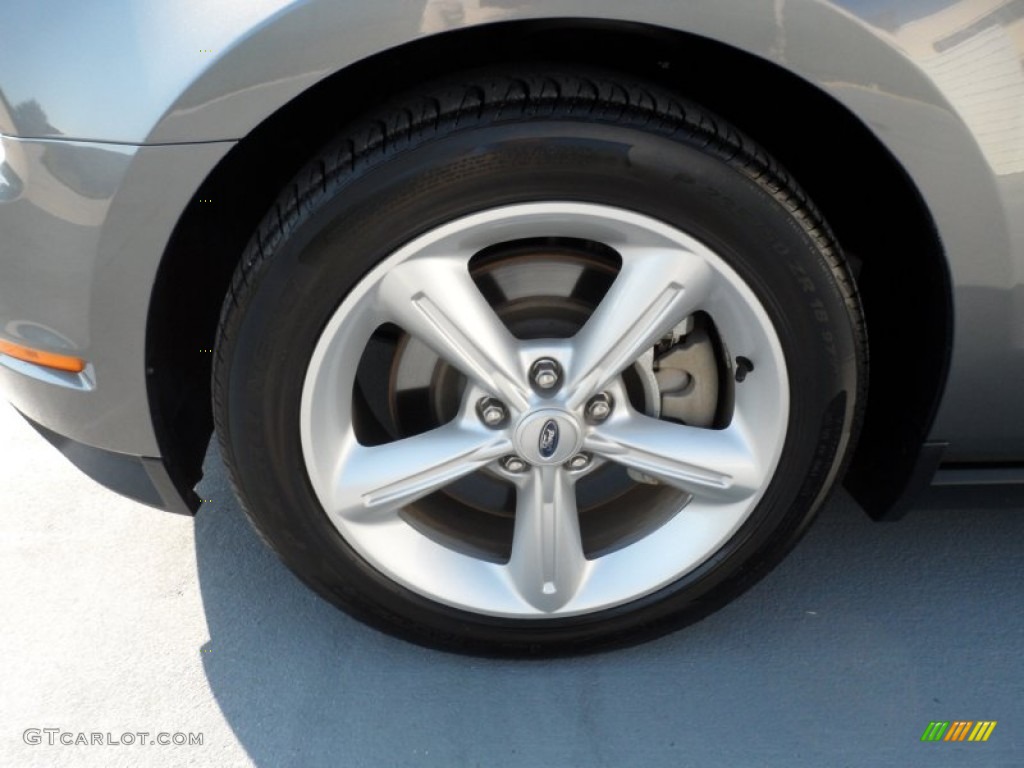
300 203 788 616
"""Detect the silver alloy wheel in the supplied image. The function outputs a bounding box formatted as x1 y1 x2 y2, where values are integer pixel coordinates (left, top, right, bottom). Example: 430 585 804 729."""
300 202 789 617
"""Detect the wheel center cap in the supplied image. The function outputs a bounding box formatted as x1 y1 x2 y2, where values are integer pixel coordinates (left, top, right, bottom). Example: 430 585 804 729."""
513 409 582 466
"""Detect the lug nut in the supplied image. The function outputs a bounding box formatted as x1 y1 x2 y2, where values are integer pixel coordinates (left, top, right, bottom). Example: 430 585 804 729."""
501 456 529 473
530 358 562 392
477 397 508 428
566 453 591 471
585 392 614 424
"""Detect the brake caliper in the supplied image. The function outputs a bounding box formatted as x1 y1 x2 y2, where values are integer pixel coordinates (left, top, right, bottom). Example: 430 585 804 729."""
653 318 720 429
628 315 725 486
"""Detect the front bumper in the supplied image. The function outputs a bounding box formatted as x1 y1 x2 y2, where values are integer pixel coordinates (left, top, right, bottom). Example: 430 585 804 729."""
0 132 232 513
16 407 197 514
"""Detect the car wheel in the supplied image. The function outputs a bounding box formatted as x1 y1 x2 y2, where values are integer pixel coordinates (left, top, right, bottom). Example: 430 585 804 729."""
212 69 866 654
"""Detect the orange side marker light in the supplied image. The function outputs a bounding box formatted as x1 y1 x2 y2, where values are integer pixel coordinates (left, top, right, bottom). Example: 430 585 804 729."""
0 339 85 373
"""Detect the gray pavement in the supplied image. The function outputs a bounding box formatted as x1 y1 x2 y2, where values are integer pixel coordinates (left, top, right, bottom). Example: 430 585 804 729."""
1 401 1022 767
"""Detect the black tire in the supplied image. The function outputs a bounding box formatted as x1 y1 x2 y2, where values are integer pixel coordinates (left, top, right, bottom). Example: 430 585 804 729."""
212 67 866 655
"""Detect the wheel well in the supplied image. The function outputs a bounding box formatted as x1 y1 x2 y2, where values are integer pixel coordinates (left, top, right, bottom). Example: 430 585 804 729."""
147 19 951 517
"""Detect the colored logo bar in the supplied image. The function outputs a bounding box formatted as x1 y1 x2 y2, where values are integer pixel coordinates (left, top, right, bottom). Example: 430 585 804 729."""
921 721 997 742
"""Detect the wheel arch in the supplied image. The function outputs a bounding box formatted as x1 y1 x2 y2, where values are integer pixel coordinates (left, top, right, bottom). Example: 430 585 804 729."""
146 18 952 517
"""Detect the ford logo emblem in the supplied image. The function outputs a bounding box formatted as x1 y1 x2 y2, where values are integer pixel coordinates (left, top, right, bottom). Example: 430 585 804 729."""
538 419 559 458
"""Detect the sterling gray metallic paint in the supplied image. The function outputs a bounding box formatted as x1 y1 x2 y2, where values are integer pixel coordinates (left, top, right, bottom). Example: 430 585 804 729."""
0 1 1022 483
